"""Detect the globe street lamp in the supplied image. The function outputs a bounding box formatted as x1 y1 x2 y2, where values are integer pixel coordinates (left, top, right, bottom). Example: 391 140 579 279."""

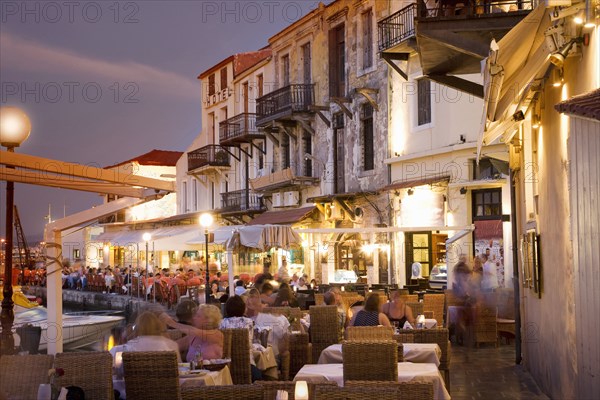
142 233 151 302
1 106 31 355
199 213 213 305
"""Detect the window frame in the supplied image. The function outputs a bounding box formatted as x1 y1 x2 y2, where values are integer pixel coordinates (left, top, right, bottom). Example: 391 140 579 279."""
361 103 375 171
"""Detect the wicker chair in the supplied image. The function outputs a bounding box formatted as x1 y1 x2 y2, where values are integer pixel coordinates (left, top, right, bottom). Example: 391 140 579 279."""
422 293 445 326
309 305 340 362
288 332 312 378
345 381 434 400
181 384 262 400
314 385 401 400
54 351 114 400
257 381 338 400
123 351 180 400
342 340 398 383
396 328 451 389
474 305 498 348
345 326 394 341
407 302 424 316
0 354 54 400
221 328 252 384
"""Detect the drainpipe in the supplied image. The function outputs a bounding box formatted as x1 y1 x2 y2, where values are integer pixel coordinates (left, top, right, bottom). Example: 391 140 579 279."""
510 167 522 364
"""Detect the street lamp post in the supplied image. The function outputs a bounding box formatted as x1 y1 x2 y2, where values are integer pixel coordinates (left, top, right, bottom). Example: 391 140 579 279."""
143 233 151 302
199 213 213 305
0 106 31 355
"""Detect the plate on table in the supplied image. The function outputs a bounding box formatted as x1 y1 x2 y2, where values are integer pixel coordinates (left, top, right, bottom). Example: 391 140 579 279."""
179 369 209 378
202 358 231 371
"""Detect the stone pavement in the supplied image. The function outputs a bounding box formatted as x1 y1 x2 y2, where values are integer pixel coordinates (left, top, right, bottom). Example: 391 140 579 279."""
450 342 549 400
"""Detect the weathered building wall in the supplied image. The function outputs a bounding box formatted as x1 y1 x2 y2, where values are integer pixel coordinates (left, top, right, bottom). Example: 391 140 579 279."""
516 27 600 395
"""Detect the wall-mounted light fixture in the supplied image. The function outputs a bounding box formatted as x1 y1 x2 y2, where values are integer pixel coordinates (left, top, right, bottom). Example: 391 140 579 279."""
552 67 565 87
532 114 541 129
407 188 414 196
459 187 468 195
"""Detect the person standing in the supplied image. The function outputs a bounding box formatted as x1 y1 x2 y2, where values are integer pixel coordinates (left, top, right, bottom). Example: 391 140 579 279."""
481 254 499 291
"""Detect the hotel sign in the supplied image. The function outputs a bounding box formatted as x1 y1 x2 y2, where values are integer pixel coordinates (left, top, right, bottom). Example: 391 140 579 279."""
204 88 232 107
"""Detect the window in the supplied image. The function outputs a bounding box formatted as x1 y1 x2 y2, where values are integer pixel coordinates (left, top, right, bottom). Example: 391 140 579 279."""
220 67 227 92
208 74 215 96
242 81 249 113
97 248 103 260
361 104 374 171
258 142 264 170
303 130 312 177
473 188 502 219
73 249 80 259
182 181 188 212
193 179 198 211
282 54 290 86
362 9 373 69
209 112 216 143
333 113 345 193
257 74 264 97
417 78 431 126
329 24 345 97
302 43 311 84
281 134 290 169
473 158 508 180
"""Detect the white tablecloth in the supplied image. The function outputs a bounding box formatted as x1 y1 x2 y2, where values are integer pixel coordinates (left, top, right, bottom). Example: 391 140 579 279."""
318 343 441 366
253 344 278 379
294 363 450 400
113 365 233 399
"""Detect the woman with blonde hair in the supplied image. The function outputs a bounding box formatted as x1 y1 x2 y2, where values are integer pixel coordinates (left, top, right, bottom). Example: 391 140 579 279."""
382 289 415 328
125 311 181 361
160 304 224 362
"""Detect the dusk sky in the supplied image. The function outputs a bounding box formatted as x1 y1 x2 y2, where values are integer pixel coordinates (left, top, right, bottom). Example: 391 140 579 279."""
1 1 326 241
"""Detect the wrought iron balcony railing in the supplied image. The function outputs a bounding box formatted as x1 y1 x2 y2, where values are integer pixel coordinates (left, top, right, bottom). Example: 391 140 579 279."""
378 3 417 52
220 188 265 213
219 113 264 145
256 84 315 126
187 144 230 172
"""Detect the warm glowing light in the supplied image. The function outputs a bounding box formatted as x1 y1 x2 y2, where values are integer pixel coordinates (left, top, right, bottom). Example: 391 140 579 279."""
0 107 31 147
199 213 213 228
574 16 584 24
295 381 309 400
142 232 151 242
107 334 115 351
362 243 376 255
301 240 309 248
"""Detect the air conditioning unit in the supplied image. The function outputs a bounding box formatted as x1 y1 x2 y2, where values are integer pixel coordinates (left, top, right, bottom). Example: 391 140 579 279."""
284 191 300 206
272 192 283 208
324 203 344 221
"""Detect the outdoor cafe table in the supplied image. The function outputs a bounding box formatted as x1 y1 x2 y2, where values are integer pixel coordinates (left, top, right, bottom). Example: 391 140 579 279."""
113 365 233 399
318 342 442 366
294 363 450 400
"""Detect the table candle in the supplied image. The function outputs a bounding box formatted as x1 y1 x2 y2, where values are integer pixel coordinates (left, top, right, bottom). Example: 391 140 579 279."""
295 380 309 400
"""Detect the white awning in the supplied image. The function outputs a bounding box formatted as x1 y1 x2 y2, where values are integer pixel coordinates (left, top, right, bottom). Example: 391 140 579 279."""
185 225 242 246
477 4 552 160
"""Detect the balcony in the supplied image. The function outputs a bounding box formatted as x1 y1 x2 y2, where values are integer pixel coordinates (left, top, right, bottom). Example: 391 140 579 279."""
187 145 230 174
378 0 535 94
220 188 265 213
219 113 265 146
249 167 319 193
256 84 315 127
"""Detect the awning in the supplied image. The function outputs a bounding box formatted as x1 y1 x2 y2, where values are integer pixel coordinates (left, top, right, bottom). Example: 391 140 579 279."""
237 224 303 251
382 174 451 192
94 225 198 249
477 4 551 159
185 225 242 246
246 206 316 226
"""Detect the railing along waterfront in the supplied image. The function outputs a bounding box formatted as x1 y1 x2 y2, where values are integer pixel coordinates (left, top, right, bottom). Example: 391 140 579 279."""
220 188 264 212
256 84 314 125
187 144 230 171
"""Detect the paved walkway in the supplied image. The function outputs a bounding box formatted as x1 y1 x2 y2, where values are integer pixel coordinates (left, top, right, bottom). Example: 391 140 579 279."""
450 342 548 400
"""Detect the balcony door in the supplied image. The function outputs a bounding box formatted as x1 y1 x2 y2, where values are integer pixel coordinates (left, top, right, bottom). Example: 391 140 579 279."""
405 232 432 282
329 24 345 97
333 113 345 193
302 42 311 84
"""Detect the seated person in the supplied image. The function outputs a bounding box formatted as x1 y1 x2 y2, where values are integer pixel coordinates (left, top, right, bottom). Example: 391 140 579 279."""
260 282 276 306
219 296 263 381
382 289 415 328
234 279 247 296
349 293 392 327
160 304 224 362
273 282 298 307
324 290 349 341
245 288 266 318
124 311 181 362
176 299 198 325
